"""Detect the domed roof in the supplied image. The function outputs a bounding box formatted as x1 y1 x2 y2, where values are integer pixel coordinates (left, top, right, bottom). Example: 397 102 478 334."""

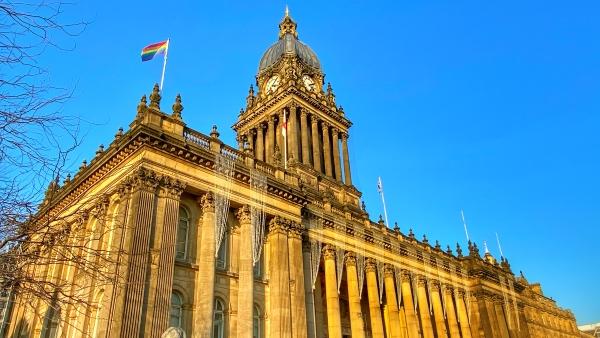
258 11 321 72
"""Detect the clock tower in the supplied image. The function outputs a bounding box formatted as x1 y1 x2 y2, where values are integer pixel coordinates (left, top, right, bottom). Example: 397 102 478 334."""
233 9 360 208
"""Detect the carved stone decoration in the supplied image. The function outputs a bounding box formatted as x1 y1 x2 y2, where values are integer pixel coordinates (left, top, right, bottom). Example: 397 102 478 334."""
268 216 289 235
322 244 336 261
199 191 215 213
149 83 161 110
365 257 377 273
383 264 395 277
159 175 186 199
125 167 161 192
288 221 303 239
399 269 412 282
136 95 148 118
235 205 252 224
172 94 184 120
344 251 356 266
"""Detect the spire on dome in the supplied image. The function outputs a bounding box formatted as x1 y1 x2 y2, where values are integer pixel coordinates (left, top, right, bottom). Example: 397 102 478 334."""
279 6 298 39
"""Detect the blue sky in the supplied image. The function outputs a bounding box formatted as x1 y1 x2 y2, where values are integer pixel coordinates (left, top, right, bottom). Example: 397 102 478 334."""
39 0 598 324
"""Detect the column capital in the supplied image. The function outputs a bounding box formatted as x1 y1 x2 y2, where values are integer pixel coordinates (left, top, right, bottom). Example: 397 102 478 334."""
269 114 277 123
331 126 339 135
344 251 357 266
268 216 289 235
321 121 330 130
341 132 349 140
288 221 303 239
365 257 377 272
287 101 298 110
384 264 395 277
456 288 466 297
322 244 336 260
430 279 441 291
300 110 308 118
399 269 412 282
158 175 186 199
311 116 319 125
235 205 252 224
199 191 215 213
443 284 454 294
493 295 505 304
126 167 160 192
416 274 428 287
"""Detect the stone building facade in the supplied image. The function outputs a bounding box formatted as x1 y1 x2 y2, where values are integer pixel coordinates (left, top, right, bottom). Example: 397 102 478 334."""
4 11 584 338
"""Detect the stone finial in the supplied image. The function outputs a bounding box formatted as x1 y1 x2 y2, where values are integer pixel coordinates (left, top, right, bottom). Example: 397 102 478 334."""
172 94 183 120
149 83 161 110
470 242 481 258
239 108 244 117
422 234 428 244
115 127 124 140
434 240 441 251
79 159 87 170
408 228 415 239
210 125 220 139
338 105 345 116
246 84 255 107
446 245 453 255
378 214 385 227
326 82 335 104
361 200 366 211
278 6 298 39
137 95 147 117
96 144 104 156
64 173 71 184
456 243 463 258
393 222 400 232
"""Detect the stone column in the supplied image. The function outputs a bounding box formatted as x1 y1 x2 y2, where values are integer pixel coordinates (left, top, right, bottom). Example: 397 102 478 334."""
323 244 342 338
383 264 402 338
193 192 217 337
454 290 473 338
322 122 333 177
288 222 308 338
399 305 409 338
300 110 310 165
311 117 322 172
120 169 159 338
416 275 435 338
443 286 461 338
331 127 342 182
236 206 253 338
277 111 285 154
483 293 501 337
148 178 186 337
302 240 317 338
266 115 275 164
400 270 420 338
248 129 255 156
341 132 352 185
289 104 299 162
494 297 511 338
430 280 449 338
256 123 265 162
345 252 366 338
268 217 292 337
365 258 385 338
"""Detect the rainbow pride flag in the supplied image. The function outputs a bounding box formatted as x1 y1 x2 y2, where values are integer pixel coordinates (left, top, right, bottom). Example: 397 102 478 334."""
141 40 169 62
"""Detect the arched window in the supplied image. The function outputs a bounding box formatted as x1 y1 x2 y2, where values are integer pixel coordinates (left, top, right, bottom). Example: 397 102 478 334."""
213 298 225 338
170 291 183 328
176 207 190 260
216 235 227 270
253 304 261 338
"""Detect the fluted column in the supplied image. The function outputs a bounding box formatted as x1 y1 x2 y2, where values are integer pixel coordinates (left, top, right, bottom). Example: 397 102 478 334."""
277 111 285 154
148 179 186 337
417 275 435 338
483 294 502 337
236 206 253 338
331 127 342 182
455 290 473 338
268 217 292 337
300 110 310 165
311 117 322 172
266 115 275 164
289 104 299 161
443 286 461 338
322 123 333 177
194 193 217 337
288 222 308 338
323 244 342 338
399 305 409 338
383 264 402 338
341 132 352 185
399 270 420 338
120 169 159 338
430 280 449 338
256 123 265 161
345 252 366 338
494 297 511 338
365 258 385 338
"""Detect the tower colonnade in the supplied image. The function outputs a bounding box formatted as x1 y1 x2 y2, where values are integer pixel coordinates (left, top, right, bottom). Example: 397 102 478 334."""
241 104 352 186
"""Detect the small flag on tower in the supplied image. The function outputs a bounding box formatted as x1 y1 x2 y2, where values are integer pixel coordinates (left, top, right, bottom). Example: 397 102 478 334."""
141 40 169 62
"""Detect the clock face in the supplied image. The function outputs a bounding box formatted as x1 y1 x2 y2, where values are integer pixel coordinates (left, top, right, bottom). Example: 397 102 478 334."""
302 75 315 91
265 75 280 93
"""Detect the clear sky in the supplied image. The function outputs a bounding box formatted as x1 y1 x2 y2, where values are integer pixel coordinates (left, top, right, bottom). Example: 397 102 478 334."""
38 0 599 324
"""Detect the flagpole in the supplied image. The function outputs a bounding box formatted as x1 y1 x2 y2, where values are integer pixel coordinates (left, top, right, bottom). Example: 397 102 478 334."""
377 177 390 228
159 39 170 91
